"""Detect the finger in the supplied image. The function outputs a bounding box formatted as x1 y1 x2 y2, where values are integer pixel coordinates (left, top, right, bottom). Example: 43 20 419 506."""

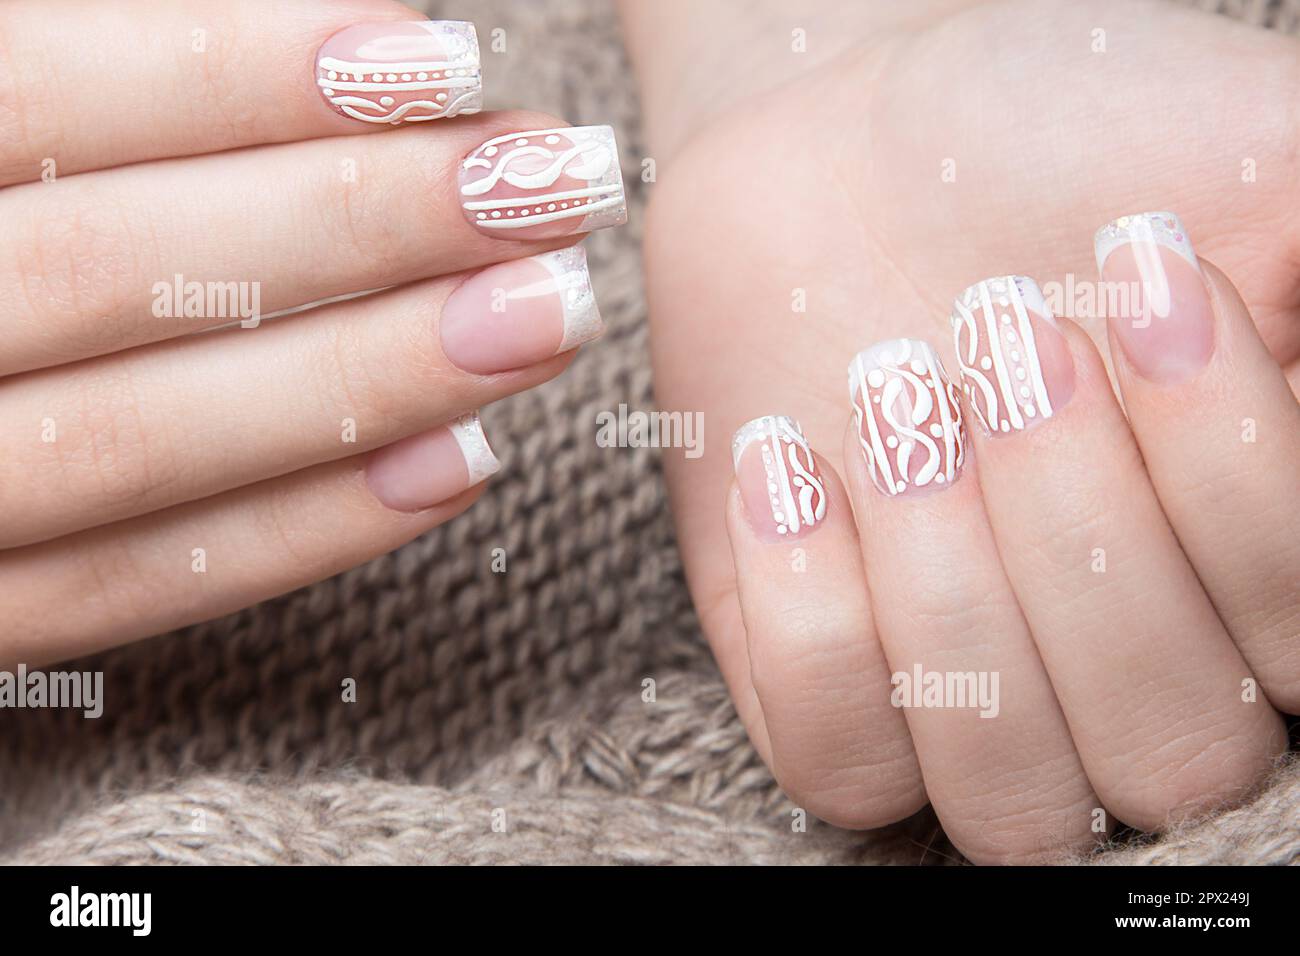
0 413 498 667
0 0 482 188
0 250 603 547
844 338 1100 863
948 275 1286 831
0 112 626 375
1095 212 1300 711
726 415 925 828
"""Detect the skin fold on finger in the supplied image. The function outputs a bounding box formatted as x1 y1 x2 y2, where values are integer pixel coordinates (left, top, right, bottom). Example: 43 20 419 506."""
0 271 583 549
1095 216 1300 711
727 417 925 828
0 0 435 188
0 110 627 376
947 279 1287 831
0 419 497 667
842 341 1102 863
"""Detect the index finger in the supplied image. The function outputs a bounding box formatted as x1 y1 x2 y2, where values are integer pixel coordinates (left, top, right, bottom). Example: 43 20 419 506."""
0 0 479 187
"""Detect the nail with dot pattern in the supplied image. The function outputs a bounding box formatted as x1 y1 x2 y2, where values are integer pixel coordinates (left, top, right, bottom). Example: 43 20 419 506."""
731 416 829 541
950 275 1075 436
848 338 966 497
315 21 481 125
458 126 627 240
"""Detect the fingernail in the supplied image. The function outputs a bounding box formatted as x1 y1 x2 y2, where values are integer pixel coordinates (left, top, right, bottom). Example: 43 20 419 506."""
950 275 1075 436
366 413 499 512
731 416 829 541
847 338 965 498
316 21 481 125
458 126 627 240
441 246 602 373
1095 211 1213 384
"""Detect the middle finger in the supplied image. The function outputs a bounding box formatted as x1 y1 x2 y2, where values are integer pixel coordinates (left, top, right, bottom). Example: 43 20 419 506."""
948 274 1285 831
0 113 626 376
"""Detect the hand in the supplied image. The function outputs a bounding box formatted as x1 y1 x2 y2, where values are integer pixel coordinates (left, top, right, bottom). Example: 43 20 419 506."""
0 0 626 665
626 0 1299 862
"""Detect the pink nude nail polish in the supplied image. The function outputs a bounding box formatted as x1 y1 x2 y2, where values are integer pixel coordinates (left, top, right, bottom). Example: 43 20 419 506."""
315 21 481 125
458 126 626 240
440 246 602 374
848 338 965 498
731 416 828 541
951 275 1075 435
1095 212 1213 384
366 413 499 512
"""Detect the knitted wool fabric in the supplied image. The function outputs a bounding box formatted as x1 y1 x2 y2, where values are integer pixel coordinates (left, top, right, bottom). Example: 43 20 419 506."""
1 0 1296 866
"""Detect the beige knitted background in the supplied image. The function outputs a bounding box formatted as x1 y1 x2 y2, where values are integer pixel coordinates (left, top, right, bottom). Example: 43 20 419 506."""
1 0 1296 865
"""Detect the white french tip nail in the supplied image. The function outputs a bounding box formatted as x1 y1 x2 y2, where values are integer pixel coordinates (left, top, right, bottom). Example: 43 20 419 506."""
731 415 804 470
1094 211 1198 274
448 412 500 485
534 246 604 352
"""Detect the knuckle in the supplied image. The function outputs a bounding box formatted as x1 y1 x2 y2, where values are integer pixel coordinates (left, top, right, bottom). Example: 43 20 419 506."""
187 7 263 145
71 532 163 636
312 153 407 284
309 312 403 428
1100 714 1281 831
246 478 323 573
57 363 184 520
783 757 928 831
9 183 158 360
308 289 446 433
941 762 1103 864
0 12 59 183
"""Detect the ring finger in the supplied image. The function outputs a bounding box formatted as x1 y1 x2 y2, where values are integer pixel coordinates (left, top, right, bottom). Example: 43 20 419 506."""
0 246 605 547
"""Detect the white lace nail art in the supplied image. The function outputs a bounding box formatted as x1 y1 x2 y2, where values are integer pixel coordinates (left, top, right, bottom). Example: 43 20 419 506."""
951 275 1055 434
315 21 482 124
848 339 964 497
731 416 827 536
448 413 500 484
1094 211 1198 273
458 126 626 237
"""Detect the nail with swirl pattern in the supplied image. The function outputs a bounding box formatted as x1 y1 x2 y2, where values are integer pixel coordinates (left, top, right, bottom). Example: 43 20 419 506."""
458 126 627 240
848 338 965 497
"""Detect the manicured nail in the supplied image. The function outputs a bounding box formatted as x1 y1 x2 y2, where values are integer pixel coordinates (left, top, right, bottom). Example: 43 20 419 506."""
316 21 481 125
1095 211 1213 384
731 416 828 541
441 246 602 374
848 338 965 498
366 413 499 512
950 275 1074 436
458 126 626 239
